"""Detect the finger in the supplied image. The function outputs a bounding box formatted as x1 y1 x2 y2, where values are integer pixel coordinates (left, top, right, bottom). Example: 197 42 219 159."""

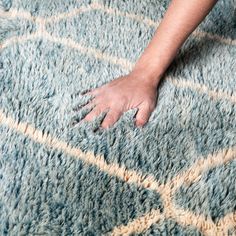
76 97 98 110
72 101 91 111
82 105 107 123
81 87 99 97
72 97 96 111
135 104 154 127
101 109 122 129
72 88 94 98
82 100 97 111
73 103 97 125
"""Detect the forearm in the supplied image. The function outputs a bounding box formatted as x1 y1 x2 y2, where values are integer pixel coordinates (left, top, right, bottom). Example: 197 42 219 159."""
131 0 218 86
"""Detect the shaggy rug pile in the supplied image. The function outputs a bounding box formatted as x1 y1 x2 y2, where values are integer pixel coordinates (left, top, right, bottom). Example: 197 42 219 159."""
0 0 235 235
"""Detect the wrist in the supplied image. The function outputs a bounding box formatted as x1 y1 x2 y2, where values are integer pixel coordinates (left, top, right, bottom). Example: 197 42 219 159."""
130 65 164 88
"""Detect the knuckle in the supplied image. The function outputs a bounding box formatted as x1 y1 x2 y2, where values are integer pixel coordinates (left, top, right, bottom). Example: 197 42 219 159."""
110 96 126 106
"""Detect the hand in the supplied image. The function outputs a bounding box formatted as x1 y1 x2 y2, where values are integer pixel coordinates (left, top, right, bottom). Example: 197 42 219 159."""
75 72 160 129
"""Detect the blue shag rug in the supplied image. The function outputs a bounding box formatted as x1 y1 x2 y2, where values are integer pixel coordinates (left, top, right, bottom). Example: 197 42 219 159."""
0 0 236 235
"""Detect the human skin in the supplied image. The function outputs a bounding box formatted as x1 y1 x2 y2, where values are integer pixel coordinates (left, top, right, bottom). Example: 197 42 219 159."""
74 0 218 129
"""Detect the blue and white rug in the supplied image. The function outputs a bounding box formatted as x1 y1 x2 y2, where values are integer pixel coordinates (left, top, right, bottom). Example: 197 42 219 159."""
0 0 236 235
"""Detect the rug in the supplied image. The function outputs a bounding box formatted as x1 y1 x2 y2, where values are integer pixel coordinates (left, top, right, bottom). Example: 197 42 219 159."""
0 0 236 235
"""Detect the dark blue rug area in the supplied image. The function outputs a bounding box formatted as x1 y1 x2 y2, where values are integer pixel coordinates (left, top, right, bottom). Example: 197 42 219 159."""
0 0 235 235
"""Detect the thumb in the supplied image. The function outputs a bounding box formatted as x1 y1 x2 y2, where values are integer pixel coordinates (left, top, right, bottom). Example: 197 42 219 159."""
135 103 153 127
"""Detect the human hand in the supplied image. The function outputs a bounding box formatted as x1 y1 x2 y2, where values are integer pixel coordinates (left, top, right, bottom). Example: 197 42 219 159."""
73 72 160 129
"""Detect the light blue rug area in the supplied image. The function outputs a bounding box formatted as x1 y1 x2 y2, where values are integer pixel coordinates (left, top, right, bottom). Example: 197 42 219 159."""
0 0 236 235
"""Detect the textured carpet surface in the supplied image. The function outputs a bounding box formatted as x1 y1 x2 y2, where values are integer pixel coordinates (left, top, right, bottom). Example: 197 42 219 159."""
0 0 236 235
